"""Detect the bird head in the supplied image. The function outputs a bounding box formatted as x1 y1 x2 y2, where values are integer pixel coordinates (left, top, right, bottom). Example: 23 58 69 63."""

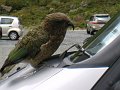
43 12 74 34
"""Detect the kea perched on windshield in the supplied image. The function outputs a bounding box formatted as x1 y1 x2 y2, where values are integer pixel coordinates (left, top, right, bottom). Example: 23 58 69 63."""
0 12 74 76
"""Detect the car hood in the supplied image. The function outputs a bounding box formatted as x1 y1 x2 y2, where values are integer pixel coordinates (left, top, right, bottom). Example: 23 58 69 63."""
0 64 108 90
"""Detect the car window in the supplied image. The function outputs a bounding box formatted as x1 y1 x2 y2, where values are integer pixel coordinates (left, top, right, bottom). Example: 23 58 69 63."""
85 16 120 55
0 18 13 24
96 15 110 18
96 15 110 21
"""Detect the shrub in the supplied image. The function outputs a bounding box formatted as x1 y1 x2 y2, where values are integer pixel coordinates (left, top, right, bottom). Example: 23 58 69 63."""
5 0 28 10
0 0 6 5
7 0 120 28
11 6 49 27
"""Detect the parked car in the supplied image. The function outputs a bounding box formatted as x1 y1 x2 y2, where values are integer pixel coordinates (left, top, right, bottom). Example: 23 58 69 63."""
0 16 23 40
86 14 110 35
1 11 120 90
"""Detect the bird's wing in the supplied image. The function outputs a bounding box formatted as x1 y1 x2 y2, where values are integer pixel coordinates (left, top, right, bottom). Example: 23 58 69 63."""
3 28 49 67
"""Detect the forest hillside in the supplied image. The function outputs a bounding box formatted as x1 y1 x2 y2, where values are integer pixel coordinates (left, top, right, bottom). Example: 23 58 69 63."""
0 0 120 28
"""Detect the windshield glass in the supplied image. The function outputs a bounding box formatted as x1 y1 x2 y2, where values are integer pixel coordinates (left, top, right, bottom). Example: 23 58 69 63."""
85 16 120 55
96 15 110 18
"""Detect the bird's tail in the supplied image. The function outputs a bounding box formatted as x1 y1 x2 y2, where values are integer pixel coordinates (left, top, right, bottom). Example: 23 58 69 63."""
0 58 11 77
0 66 5 77
0 65 15 77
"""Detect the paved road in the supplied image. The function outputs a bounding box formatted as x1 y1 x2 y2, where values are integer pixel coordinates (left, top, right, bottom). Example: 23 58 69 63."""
55 30 90 54
0 30 90 68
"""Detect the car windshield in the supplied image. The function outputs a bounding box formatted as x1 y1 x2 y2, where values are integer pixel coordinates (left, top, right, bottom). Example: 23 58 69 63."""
85 15 120 55
96 15 109 18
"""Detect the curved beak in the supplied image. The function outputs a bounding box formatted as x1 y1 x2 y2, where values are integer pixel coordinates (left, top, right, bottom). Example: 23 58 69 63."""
68 22 74 30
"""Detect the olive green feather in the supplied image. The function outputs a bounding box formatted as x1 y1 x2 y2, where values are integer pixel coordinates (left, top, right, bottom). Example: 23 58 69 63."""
0 27 49 75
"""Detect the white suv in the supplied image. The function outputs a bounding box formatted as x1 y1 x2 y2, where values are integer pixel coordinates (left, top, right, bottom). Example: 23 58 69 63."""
86 14 110 35
0 16 23 40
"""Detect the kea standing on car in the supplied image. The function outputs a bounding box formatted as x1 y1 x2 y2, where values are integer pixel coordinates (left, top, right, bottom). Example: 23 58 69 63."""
0 12 74 76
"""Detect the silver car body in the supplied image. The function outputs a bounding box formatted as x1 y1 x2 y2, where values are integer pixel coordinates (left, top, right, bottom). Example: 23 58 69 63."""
0 16 23 39
0 64 108 90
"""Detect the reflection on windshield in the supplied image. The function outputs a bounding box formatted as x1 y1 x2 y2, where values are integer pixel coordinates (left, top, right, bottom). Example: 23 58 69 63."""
86 16 120 55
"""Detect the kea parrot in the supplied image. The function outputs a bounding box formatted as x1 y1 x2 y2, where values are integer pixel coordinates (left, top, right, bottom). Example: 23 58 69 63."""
0 12 74 76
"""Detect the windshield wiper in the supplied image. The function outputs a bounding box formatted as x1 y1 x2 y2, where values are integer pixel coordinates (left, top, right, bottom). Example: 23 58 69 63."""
59 44 91 59
74 44 92 57
58 44 92 67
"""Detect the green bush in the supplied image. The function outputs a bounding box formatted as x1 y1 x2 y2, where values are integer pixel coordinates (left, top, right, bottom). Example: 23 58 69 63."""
5 0 120 29
0 0 6 5
11 6 49 27
5 0 28 10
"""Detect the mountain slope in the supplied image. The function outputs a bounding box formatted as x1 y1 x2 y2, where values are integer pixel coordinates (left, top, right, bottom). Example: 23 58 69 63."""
0 0 120 28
